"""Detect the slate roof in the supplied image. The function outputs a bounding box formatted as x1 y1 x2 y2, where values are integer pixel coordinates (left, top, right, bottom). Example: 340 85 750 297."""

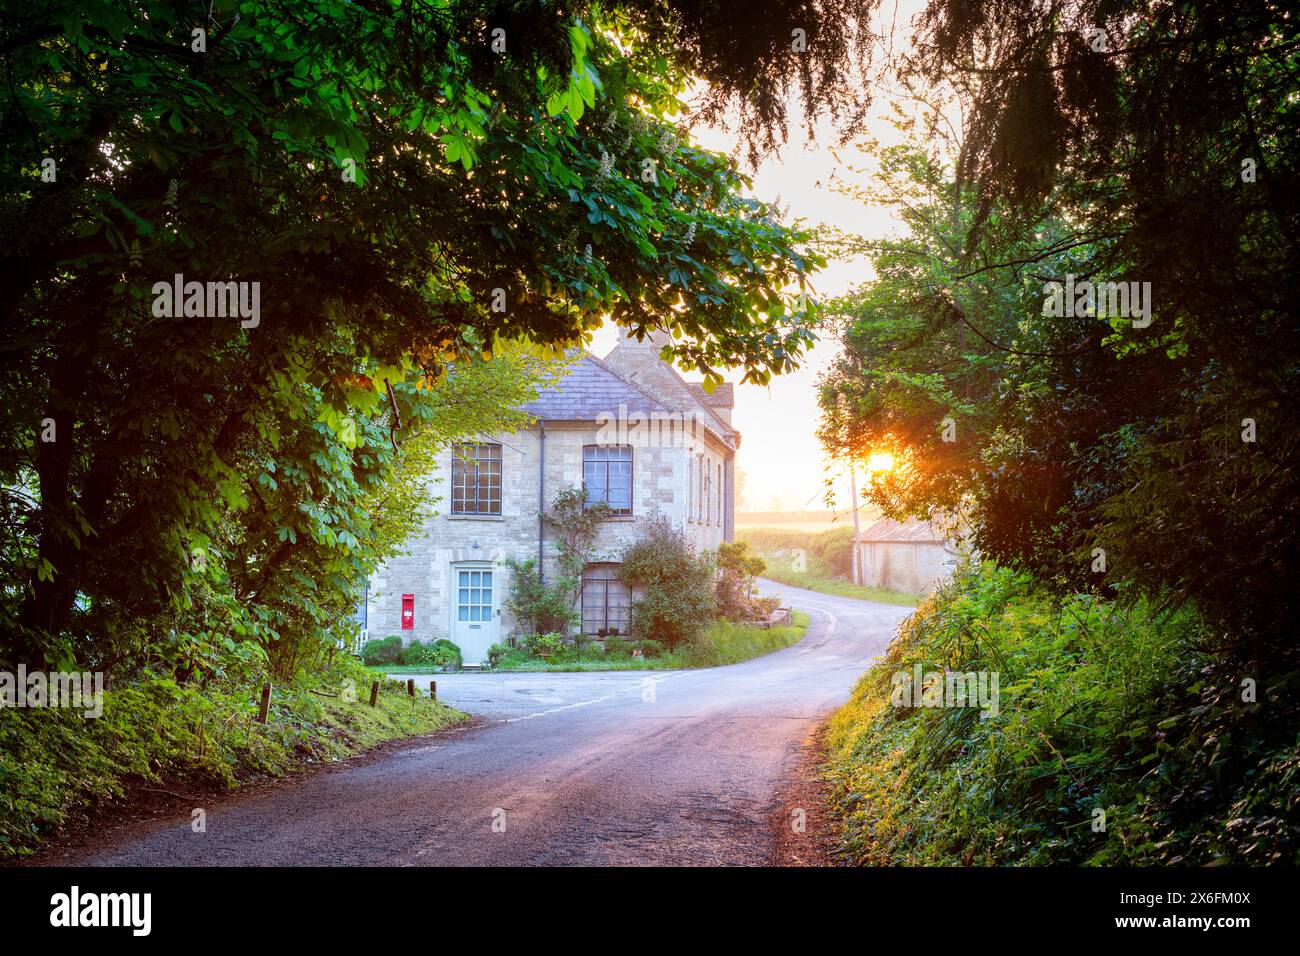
523 353 673 420
686 382 735 408
857 516 945 544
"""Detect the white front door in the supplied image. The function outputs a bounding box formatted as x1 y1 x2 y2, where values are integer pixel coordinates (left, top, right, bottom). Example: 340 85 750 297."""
451 565 499 665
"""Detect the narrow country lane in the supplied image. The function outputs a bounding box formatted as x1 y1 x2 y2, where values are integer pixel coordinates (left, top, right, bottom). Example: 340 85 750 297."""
53 582 912 866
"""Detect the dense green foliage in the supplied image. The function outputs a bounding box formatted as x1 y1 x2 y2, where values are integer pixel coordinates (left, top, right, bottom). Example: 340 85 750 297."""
0 656 463 858
713 540 776 621
362 636 461 669
1 0 831 680
620 516 715 648
817 0 1299 863
819 0 1299 648
485 611 808 672
826 567 1298 865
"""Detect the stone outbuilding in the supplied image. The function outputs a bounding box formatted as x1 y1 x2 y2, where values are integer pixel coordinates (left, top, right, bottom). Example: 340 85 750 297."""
855 517 961 596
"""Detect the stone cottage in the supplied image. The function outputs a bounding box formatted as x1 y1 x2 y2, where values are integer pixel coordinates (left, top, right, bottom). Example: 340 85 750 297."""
855 516 961 596
360 329 740 665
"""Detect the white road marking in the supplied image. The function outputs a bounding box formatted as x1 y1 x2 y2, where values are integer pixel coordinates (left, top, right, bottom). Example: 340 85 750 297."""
499 674 682 723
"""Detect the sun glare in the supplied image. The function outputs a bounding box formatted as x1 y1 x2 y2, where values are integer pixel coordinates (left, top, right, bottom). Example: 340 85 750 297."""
866 451 896 474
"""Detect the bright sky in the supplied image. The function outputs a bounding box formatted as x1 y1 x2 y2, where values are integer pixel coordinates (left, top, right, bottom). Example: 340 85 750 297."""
588 3 936 514
593 74 917 513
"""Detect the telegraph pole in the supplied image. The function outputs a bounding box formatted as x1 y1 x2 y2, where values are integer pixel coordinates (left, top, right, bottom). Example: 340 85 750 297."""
848 460 862 585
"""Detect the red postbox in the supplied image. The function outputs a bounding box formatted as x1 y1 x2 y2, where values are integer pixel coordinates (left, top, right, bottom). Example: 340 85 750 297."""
401 593 414 630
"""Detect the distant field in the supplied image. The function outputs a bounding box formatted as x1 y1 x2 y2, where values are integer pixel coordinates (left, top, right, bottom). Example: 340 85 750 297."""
737 519 844 533
735 509 876 534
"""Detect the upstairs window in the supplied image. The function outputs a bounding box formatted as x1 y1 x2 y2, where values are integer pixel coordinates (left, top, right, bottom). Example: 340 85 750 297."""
451 443 502 515
705 460 713 525
583 445 633 515
698 455 705 521
717 463 723 524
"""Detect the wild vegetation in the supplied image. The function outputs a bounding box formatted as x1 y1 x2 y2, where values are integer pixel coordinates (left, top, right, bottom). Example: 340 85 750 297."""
1 656 463 859
826 567 1297 865
819 0 1299 864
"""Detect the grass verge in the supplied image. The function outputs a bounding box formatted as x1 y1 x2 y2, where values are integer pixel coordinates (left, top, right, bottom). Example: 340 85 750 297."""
739 526 920 606
760 567 920 606
0 661 465 860
390 611 811 673
823 565 1299 865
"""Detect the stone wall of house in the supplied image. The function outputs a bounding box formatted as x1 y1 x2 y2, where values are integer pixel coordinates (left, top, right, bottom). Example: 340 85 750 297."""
364 421 716 647
363 338 740 659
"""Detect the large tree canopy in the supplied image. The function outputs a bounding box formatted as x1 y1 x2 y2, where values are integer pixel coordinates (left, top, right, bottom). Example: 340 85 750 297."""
820 0 1299 658
0 0 856 668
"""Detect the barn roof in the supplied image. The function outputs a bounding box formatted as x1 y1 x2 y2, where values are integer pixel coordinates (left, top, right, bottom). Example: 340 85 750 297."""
857 516 946 544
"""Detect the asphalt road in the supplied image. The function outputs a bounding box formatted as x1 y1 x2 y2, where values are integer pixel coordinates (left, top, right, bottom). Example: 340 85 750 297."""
63 580 913 866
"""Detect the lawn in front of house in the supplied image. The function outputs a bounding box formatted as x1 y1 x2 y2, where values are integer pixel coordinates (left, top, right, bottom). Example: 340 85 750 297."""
372 611 810 674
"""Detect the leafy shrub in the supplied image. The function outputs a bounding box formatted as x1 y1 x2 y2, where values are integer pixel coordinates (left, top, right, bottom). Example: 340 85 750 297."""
620 517 715 648
604 637 630 657
637 639 664 658
486 643 513 668
431 639 462 669
504 558 578 636
401 639 461 669
524 632 565 657
715 540 779 621
362 636 404 666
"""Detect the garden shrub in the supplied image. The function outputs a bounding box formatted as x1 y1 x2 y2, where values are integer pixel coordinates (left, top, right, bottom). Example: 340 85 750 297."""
504 558 579 636
715 540 779 621
524 632 565 657
620 517 715 648
362 636 404 666
400 639 461 669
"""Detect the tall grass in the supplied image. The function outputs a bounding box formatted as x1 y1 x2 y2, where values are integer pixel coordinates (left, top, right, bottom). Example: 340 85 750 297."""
825 565 1299 865
0 661 465 858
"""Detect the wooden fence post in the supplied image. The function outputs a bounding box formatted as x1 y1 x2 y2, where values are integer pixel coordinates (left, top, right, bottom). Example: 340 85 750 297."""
429 680 437 701
257 682 272 723
407 678 415 697
369 680 380 707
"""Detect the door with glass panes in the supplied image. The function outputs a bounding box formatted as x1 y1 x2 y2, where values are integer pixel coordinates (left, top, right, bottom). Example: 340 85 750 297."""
451 564 498 665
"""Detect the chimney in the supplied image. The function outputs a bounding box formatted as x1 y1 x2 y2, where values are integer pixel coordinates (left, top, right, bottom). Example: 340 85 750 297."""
618 324 673 352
